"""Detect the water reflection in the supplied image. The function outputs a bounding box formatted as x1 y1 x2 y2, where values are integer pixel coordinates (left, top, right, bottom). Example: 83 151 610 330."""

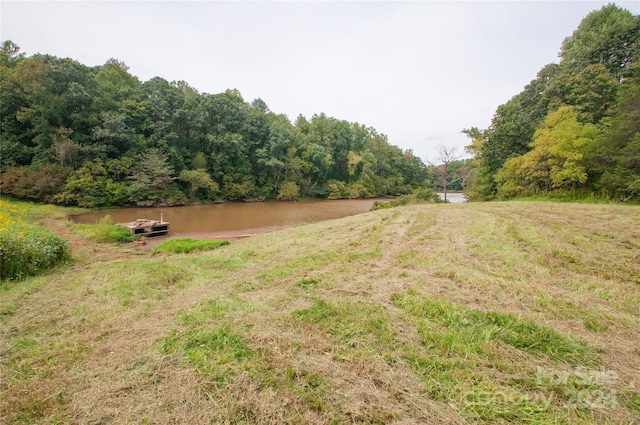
437 192 467 203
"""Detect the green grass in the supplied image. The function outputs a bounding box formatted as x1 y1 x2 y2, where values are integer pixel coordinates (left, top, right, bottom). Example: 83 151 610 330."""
72 215 136 243
392 291 594 364
0 199 71 280
153 237 230 254
1 201 639 424
292 298 396 349
392 291 607 423
163 323 254 386
99 260 193 305
370 188 440 211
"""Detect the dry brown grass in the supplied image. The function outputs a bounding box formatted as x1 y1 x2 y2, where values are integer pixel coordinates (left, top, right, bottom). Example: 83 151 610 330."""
1 201 639 424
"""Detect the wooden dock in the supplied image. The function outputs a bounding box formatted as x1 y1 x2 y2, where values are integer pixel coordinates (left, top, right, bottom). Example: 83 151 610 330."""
120 219 170 237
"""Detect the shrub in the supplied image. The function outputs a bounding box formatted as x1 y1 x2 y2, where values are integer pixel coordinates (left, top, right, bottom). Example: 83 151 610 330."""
371 188 441 211
277 181 300 201
0 200 71 280
414 187 440 202
72 215 136 243
0 164 71 203
153 238 230 254
371 195 411 211
326 180 349 199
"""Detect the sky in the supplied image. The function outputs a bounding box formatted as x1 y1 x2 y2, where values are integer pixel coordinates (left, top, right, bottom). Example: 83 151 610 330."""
2 1 639 162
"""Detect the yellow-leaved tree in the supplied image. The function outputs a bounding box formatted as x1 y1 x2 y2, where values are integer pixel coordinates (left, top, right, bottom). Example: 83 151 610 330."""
497 106 598 198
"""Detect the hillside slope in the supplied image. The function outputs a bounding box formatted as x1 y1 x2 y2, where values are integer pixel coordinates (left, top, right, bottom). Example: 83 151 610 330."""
1 202 639 424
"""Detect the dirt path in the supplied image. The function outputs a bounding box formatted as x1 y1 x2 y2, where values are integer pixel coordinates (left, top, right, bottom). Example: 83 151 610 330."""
40 217 141 261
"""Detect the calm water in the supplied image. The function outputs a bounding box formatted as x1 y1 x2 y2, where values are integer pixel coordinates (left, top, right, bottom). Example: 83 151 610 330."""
70 199 383 234
437 192 467 203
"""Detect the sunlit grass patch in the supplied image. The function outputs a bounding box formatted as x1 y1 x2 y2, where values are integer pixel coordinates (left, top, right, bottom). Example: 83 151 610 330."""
153 237 230 254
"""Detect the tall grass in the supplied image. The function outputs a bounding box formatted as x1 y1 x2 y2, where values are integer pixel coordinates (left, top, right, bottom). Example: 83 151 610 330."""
0 199 70 280
72 215 136 243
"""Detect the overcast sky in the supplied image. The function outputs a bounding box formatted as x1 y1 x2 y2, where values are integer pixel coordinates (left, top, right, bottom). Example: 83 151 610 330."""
2 1 639 161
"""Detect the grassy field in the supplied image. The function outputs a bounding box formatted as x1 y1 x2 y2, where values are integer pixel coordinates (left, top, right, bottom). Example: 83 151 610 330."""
1 201 639 424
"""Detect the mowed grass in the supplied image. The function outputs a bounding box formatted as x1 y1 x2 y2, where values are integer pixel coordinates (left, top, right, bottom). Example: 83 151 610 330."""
1 201 639 424
153 238 230 254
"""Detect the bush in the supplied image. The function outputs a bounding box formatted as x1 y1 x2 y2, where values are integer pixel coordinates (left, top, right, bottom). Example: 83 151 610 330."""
0 200 71 280
326 180 349 199
1 164 72 203
73 215 137 243
415 188 440 202
153 238 230 254
371 188 441 211
371 195 411 211
277 181 300 201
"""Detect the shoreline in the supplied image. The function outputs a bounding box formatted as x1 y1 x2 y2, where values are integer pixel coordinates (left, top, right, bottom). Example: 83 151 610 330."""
132 225 287 250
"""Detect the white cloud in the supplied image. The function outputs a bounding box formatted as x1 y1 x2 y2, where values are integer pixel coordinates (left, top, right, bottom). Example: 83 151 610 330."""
2 0 638 161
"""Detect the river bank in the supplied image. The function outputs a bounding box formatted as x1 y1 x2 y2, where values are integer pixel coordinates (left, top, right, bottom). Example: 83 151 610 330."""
2 201 639 424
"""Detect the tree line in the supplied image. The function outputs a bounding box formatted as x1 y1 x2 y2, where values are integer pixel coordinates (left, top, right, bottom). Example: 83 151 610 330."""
463 4 640 202
0 43 432 207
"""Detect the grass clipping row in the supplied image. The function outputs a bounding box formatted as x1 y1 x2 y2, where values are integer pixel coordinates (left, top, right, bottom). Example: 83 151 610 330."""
1 200 639 424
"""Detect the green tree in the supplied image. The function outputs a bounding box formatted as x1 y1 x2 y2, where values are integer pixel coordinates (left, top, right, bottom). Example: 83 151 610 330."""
464 5 639 200
94 58 141 112
178 168 218 202
55 158 133 207
496 106 598 197
0 40 24 67
130 148 185 206
347 150 362 181
0 40 433 204
192 151 208 170
300 143 332 196
0 164 71 203
590 63 640 200
255 114 294 195
91 111 136 158
276 181 300 201
544 64 619 124
560 4 640 80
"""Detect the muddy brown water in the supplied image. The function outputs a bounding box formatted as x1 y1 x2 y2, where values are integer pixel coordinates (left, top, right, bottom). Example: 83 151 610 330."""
69 199 385 235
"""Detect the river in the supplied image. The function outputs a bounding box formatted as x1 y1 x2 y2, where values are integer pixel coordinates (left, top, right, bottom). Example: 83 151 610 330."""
437 192 467 203
70 198 384 236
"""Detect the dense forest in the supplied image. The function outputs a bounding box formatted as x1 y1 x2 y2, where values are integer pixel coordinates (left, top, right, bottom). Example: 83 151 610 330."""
0 43 432 207
4 4 635 207
463 4 640 202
